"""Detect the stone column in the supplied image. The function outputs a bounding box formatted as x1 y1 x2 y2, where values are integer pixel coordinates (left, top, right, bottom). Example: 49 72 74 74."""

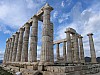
12 32 19 62
87 33 97 63
65 30 72 63
7 39 10 61
56 43 60 61
49 23 54 62
3 39 9 63
21 23 30 62
73 33 80 63
79 35 85 63
16 28 24 62
39 3 53 65
29 15 38 62
63 41 67 62
9 37 13 62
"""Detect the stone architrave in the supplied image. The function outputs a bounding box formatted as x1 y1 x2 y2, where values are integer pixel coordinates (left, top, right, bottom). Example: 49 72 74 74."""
16 28 24 62
29 15 38 62
79 35 85 63
12 32 19 62
39 3 53 65
87 33 97 63
21 23 30 62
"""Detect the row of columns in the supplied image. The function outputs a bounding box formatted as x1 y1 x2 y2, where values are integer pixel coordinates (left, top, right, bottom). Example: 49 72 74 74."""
3 3 54 66
55 28 96 63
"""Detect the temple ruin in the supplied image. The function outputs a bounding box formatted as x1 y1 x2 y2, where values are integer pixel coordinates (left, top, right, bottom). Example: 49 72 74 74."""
2 3 100 75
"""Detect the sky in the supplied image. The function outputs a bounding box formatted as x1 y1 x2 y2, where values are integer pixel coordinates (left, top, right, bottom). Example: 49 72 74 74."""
0 0 100 60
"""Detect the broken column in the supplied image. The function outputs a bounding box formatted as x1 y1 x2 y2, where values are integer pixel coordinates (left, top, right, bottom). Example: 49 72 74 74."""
87 33 97 63
21 23 30 62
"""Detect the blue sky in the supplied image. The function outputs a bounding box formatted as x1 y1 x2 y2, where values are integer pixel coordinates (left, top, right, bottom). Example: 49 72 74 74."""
0 0 100 60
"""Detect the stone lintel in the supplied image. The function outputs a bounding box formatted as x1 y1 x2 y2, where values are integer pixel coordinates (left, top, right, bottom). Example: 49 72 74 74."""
53 38 67 44
78 35 83 38
65 28 76 34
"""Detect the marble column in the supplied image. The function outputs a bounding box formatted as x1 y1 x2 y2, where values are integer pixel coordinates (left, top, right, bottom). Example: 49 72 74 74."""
49 23 54 62
9 37 13 62
63 41 67 62
65 30 72 63
29 15 38 62
56 43 60 61
73 33 80 63
40 3 53 65
3 39 9 63
12 32 19 62
16 28 24 62
87 33 97 63
7 39 10 61
21 23 30 62
79 35 85 63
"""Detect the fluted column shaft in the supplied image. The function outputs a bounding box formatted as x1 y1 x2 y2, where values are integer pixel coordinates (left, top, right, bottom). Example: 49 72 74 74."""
56 43 60 61
21 23 30 62
12 32 19 62
73 33 80 63
3 39 8 63
79 35 85 63
9 38 12 62
7 39 10 61
16 28 24 62
66 31 72 63
63 41 66 62
40 3 53 65
87 33 96 63
29 15 38 62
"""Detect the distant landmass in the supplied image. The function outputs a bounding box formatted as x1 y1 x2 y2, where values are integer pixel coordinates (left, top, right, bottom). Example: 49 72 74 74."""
0 60 3 64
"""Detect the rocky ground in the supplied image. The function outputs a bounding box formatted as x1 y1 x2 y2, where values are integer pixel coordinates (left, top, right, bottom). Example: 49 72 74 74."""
0 66 13 75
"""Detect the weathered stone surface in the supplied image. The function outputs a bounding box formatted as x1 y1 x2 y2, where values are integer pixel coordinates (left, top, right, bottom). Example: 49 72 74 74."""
21 23 30 62
87 33 97 63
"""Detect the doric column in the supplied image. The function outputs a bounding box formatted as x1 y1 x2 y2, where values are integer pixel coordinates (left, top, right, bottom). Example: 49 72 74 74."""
16 28 24 62
3 39 9 63
39 3 53 65
21 23 30 62
12 32 19 62
9 38 12 62
56 43 60 61
49 23 54 62
63 41 66 62
87 33 97 63
29 15 38 62
73 33 80 63
65 30 72 63
79 35 85 63
7 39 10 61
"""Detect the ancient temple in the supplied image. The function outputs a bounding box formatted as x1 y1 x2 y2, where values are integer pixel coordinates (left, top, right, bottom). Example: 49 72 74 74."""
2 3 100 75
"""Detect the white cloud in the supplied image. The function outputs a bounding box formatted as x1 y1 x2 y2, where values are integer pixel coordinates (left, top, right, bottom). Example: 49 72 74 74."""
55 2 100 57
0 0 46 34
53 11 58 19
61 1 65 7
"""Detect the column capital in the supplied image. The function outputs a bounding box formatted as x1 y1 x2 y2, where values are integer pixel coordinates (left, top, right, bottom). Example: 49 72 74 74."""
19 27 24 32
78 35 83 38
24 22 31 28
87 33 93 36
32 15 39 19
15 32 19 35
6 38 9 43
43 3 53 11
